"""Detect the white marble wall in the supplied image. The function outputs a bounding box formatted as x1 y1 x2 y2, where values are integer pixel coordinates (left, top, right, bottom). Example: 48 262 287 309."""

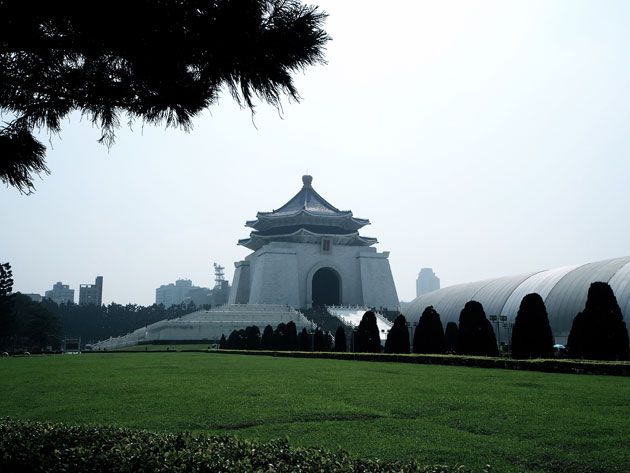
358 251 400 310
230 241 399 310
248 247 300 307
228 261 251 304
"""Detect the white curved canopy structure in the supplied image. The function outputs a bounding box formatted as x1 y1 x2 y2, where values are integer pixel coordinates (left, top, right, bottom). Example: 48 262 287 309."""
403 256 630 345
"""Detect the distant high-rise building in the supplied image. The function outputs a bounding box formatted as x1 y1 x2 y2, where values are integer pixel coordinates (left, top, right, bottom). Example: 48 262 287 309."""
184 287 212 307
156 272 231 309
79 276 103 306
416 268 440 297
45 282 75 304
156 279 194 308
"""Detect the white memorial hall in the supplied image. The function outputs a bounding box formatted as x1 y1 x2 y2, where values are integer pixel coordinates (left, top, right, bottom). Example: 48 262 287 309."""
229 175 399 311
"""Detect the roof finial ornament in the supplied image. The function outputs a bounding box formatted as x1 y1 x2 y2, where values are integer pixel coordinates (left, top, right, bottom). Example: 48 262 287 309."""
302 174 313 187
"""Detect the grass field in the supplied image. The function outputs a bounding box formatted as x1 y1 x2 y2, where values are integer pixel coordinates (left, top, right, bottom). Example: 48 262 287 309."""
115 343 213 351
0 353 628 473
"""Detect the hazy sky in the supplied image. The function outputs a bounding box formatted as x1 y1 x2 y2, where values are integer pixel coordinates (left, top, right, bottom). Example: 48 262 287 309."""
2 0 630 305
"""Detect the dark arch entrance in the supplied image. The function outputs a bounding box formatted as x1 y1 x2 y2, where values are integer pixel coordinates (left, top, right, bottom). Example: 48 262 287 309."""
312 268 341 307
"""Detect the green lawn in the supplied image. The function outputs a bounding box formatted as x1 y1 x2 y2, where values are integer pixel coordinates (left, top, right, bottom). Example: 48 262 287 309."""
1 353 628 473
114 343 213 351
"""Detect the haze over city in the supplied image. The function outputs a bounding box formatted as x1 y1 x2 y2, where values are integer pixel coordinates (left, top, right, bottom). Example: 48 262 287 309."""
2 0 630 305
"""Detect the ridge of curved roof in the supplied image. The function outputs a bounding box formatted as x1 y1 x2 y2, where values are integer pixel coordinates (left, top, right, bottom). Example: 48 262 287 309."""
258 175 352 218
238 227 378 250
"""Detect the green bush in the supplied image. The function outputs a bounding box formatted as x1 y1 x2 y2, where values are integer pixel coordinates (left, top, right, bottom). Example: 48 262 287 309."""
511 293 554 359
413 306 446 354
334 325 348 352
457 301 498 357
356 311 382 353
385 314 410 353
0 418 464 473
567 282 630 360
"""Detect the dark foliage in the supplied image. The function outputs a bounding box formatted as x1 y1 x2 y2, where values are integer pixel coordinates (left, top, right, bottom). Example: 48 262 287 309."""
222 323 313 352
444 322 458 354
457 301 499 357
2 293 61 351
412 306 446 354
299 327 311 351
313 327 325 351
384 314 410 354
334 325 347 352
226 329 246 349
273 323 288 350
567 282 630 360
218 334 227 349
0 1 329 192
355 311 381 353
0 122 49 192
0 419 463 473
511 293 554 359
286 321 299 351
40 299 199 343
261 324 274 350
0 265 61 351
244 325 261 350
0 263 16 340
0 263 13 297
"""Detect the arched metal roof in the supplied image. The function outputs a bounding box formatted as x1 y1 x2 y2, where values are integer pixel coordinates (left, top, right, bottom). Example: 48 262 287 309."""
609 261 630 320
402 256 630 344
544 257 630 339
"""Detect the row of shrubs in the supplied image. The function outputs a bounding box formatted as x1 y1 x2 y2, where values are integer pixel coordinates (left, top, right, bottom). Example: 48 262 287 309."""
0 419 465 473
219 322 334 351
394 282 629 360
221 282 629 361
397 281 629 360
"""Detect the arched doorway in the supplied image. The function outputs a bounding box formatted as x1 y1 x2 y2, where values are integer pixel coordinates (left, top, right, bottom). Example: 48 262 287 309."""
312 267 341 307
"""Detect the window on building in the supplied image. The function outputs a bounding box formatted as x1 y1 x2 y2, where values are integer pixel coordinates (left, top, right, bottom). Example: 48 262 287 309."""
321 238 332 253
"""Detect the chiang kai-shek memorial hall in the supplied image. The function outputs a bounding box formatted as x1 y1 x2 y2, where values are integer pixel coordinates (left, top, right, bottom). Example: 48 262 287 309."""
229 175 399 311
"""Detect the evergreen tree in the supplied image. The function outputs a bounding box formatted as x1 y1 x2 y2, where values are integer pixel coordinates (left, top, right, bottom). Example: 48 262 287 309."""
261 325 274 350
384 314 410 354
10 293 61 351
227 329 246 349
244 325 261 350
0 263 16 346
219 334 227 349
334 325 347 352
1 1 330 193
457 301 499 356
511 293 554 359
567 282 630 360
444 322 458 354
412 306 446 354
313 327 325 351
286 321 299 351
273 323 288 350
356 311 382 353
299 328 311 351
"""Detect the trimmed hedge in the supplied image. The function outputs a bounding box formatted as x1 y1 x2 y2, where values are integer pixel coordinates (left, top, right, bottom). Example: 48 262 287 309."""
214 349 630 377
0 419 464 473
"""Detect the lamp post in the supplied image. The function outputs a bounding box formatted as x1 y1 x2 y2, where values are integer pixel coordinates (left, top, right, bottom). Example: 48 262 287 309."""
489 315 508 346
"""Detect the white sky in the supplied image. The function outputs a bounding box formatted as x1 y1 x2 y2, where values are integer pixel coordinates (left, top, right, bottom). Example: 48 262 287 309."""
2 0 630 305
